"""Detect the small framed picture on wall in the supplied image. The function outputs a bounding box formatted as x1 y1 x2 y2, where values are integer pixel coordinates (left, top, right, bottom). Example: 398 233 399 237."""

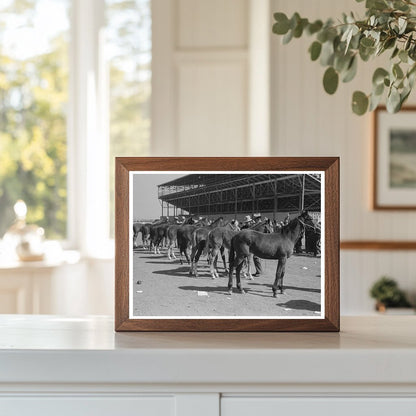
374 106 416 209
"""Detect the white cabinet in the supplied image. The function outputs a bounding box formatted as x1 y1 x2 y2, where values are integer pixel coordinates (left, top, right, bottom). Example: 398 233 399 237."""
1 397 175 416
1 316 416 416
222 398 416 416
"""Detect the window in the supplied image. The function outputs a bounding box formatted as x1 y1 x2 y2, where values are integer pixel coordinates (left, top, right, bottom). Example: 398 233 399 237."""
0 0 70 239
0 0 151 251
106 0 151 237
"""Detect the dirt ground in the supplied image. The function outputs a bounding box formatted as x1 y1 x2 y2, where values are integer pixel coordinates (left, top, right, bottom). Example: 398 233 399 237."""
132 247 322 317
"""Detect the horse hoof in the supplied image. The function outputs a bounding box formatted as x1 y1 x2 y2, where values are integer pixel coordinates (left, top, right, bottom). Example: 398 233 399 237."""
273 292 277 298
239 289 246 294
227 290 232 295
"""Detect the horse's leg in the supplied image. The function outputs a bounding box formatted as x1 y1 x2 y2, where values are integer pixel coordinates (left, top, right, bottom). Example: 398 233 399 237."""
272 257 287 297
220 246 228 274
179 245 184 265
235 256 246 294
243 255 253 280
227 259 234 295
171 238 177 259
210 247 219 279
193 243 204 277
186 244 194 273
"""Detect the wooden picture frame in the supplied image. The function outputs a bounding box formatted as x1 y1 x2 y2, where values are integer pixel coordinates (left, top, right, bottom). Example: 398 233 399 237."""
115 157 339 332
373 106 416 210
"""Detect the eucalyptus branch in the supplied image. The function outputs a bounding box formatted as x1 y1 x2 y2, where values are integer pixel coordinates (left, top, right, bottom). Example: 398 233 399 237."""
272 0 416 115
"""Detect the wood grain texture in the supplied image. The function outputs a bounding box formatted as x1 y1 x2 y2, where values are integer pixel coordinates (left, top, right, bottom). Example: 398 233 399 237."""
341 241 416 250
115 157 340 332
373 106 416 210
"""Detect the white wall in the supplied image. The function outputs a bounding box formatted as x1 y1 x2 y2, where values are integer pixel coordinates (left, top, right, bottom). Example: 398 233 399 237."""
270 0 416 313
17 0 412 317
152 0 272 156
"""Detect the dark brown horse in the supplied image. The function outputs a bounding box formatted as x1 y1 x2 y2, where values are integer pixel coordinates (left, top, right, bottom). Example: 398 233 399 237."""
176 217 209 264
133 222 152 248
207 222 240 279
207 218 273 279
189 216 226 276
149 218 173 254
166 216 195 260
228 211 312 296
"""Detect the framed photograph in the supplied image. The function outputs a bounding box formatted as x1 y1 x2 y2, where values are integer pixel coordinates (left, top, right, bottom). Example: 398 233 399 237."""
374 106 416 210
115 157 339 331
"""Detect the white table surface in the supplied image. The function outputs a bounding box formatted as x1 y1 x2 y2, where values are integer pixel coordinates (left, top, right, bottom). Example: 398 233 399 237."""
0 315 415 387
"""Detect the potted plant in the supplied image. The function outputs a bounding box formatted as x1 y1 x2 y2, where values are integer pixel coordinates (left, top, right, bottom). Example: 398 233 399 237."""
369 276 413 312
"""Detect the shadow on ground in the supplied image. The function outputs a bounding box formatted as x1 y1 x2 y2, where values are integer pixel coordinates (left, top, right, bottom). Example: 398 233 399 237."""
247 282 321 294
276 299 321 312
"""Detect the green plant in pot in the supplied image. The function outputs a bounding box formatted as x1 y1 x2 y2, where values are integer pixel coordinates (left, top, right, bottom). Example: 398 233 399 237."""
272 0 416 115
370 276 412 311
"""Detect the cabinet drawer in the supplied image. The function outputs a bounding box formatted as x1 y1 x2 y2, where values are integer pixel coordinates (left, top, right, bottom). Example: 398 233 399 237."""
0 396 175 416
222 397 416 416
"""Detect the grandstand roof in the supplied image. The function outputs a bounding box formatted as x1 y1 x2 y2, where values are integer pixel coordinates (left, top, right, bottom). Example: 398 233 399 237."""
158 173 321 216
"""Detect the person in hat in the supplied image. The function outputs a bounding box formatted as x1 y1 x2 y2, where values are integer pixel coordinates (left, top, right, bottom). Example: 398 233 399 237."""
241 213 263 277
242 215 252 226
252 213 263 277
283 213 290 225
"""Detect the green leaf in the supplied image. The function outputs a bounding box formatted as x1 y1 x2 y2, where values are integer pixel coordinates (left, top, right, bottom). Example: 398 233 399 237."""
282 29 293 44
360 37 375 48
372 67 389 86
273 13 290 35
386 87 401 113
369 92 383 111
307 20 323 35
391 47 399 59
374 82 385 96
366 0 388 10
309 41 322 61
405 34 413 51
352 91 369 115
393 63 404 79
383 37 396 50
320 40 335 66
342 56 357 83
323 67 339 95
399 49 408 63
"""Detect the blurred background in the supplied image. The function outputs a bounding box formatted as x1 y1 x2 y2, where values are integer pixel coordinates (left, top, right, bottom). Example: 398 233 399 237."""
0 0 415 316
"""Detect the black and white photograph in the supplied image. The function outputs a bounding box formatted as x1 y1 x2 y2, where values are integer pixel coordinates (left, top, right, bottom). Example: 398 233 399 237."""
129 172 324 319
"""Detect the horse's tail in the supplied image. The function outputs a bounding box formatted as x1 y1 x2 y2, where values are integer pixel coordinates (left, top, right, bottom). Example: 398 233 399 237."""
202 237 210 257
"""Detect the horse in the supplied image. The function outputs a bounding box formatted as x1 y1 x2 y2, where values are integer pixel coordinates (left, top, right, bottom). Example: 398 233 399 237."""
176 217 209 264
133 222 142 248
207 218 272 279
133 222 152 248
228 211 313 297
166 216 195 260
148 218 171 254
207 222 240 279
188 216 226 277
